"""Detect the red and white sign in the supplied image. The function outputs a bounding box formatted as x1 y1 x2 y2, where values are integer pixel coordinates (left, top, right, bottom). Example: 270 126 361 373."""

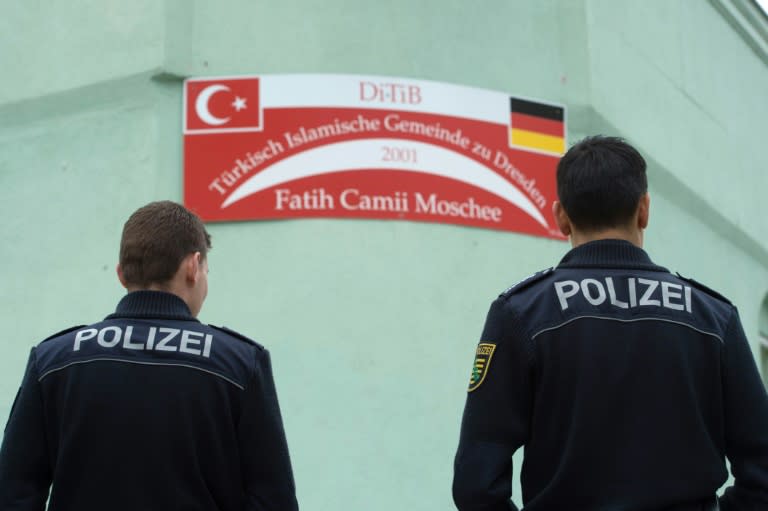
183 74 567 239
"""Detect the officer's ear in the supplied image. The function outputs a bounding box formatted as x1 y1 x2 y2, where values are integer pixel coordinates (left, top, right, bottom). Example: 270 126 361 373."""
553 201 572 237
183 252 204 284
116 263 128 289
637 193 650 230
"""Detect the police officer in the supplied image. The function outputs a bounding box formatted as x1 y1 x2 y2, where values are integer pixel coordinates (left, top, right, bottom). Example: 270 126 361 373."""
453 136 768 510
0 201 298 511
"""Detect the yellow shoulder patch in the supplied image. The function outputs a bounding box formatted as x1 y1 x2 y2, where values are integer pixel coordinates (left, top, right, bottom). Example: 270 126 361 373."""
467 343 496 392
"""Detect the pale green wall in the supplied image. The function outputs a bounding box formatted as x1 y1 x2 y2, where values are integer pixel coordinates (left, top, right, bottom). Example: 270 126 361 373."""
1 1 766 509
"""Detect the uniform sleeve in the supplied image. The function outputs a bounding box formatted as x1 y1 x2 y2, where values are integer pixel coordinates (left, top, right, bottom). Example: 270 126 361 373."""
239 348 299 511
719 309 768 511
453 298 534 511
0 348 51 511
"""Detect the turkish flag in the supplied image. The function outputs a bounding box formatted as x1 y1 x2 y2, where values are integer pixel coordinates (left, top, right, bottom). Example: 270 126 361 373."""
185 77 261 132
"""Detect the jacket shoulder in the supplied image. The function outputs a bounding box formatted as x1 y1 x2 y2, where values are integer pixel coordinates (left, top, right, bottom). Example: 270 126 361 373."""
500 267 554 299
675 272 732 305
38 325 87 345
208 324 266 351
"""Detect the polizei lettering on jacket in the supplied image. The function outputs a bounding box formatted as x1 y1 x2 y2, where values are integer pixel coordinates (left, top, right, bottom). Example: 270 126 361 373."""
73 326 214 357
554 277 692 312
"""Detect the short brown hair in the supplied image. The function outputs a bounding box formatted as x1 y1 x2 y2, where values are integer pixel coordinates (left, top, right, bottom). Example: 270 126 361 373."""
119 201 212 287
557 135 647 231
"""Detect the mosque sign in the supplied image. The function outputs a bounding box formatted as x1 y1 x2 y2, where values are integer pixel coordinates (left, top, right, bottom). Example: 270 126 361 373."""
183 74 566 239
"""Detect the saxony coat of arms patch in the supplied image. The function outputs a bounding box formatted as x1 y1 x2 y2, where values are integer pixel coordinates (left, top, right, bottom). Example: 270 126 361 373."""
467 343 496 392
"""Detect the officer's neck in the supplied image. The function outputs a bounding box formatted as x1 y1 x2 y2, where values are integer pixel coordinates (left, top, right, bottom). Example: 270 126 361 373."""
569 227 644 249
120 273 199 317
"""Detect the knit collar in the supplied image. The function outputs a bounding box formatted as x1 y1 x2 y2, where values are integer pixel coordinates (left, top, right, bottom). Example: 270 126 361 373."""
105 290 198 322
557 239 668 272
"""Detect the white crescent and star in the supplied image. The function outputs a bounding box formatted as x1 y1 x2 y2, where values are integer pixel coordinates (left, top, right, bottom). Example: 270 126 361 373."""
195 85 247 126
232 96 247 112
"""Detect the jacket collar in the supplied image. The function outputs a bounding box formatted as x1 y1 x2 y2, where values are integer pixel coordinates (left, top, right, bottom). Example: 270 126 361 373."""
557 239 668 272
105 290 198 322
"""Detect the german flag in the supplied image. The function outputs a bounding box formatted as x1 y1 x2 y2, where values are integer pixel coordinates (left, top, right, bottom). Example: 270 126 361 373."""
509 97 565 155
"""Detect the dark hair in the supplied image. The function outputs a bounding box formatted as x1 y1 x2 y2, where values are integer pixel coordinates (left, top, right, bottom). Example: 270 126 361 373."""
556 135 647 230
119 201 212 287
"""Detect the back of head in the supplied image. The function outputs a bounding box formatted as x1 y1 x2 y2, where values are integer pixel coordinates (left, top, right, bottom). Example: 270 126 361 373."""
556 136 647 231
119 201 211 288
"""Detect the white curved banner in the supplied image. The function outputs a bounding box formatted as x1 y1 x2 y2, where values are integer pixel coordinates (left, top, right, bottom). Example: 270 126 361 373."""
222 139 548 228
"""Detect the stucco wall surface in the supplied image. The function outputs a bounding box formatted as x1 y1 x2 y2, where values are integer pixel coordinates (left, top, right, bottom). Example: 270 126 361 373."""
1 1 765 509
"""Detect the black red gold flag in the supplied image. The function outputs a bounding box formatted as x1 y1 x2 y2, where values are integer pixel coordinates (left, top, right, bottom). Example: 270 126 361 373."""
509 97 565 154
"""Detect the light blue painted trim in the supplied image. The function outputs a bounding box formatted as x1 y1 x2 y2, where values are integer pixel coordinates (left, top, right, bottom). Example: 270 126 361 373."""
710 0 768 65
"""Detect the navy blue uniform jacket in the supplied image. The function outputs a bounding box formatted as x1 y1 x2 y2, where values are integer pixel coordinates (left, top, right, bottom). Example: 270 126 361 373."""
453 240 768 511
0 291 298 511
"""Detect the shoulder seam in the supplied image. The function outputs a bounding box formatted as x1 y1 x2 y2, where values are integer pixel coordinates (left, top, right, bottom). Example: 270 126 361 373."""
675 273 732 305
208 324 265 350
39 325 87 344
500 268 553 298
